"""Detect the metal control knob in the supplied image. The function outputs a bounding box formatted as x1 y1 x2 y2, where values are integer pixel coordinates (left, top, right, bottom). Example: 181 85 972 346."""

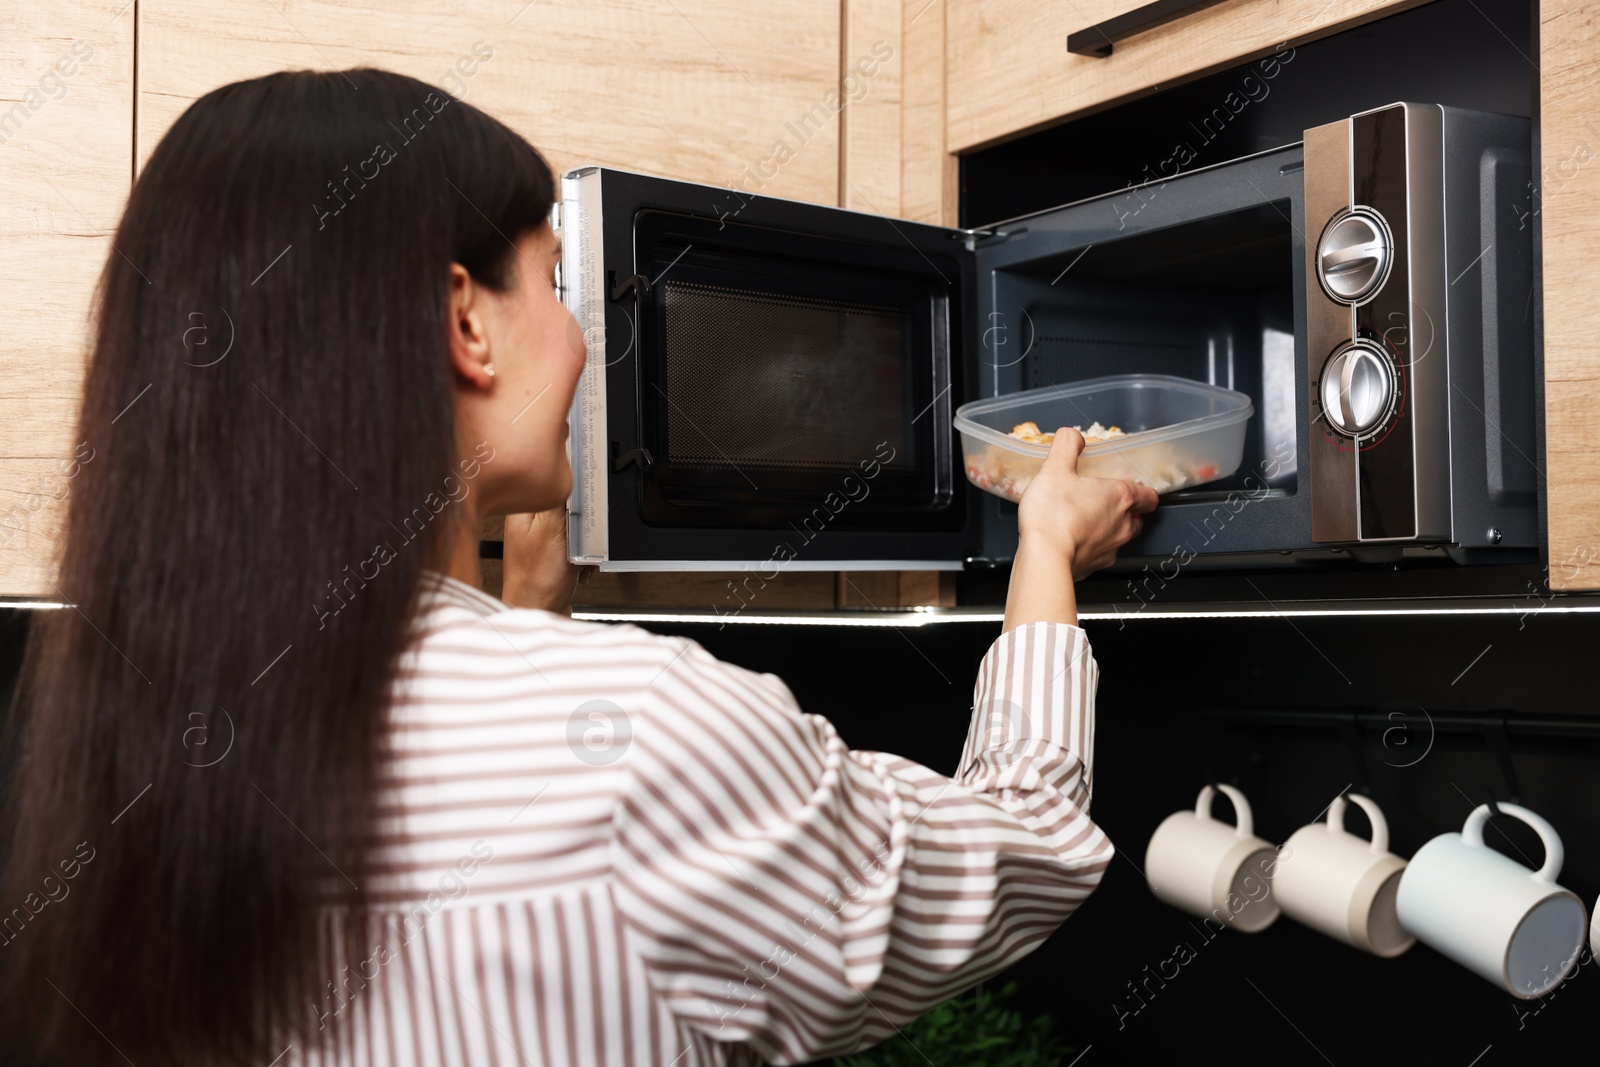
1320 341 1394 437
1317 208 1392 304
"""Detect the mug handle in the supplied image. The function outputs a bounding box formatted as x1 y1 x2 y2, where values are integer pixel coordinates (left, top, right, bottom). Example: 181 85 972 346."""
1462 802 1564 883
1195 784 1253 838
1328 793 1389 854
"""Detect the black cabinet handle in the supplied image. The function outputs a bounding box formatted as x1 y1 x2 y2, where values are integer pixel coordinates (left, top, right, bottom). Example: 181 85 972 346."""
1067 0 1230 57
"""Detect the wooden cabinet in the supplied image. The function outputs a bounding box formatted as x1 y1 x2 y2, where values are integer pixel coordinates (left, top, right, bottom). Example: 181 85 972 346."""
1538 3 1600 590
945 0 1428 152
0 2 135 598
134 1 843 203
840 0 957 226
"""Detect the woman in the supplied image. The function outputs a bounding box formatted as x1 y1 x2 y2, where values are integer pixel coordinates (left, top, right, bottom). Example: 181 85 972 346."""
0 70 1156 1066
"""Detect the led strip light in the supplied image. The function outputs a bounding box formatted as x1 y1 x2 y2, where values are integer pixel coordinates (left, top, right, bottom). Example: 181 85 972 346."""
573 601 1600 627
6 600 1596 625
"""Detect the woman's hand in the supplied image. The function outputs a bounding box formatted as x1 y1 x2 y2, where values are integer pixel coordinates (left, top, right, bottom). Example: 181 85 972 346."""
501 507 595 614
1003 428 1159 631
1021 428 1160 580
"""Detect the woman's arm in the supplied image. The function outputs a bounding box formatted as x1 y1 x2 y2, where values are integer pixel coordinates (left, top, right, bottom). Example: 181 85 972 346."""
609 431 1155 1064
612 625 1103 1064
1003 428 1158 632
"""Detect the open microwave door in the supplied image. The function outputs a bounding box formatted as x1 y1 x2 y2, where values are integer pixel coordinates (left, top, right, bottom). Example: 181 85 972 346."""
559 167 981 572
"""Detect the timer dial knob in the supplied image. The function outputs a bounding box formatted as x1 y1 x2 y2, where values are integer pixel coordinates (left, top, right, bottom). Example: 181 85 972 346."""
1320 341 1394 438
1317 208 1393 304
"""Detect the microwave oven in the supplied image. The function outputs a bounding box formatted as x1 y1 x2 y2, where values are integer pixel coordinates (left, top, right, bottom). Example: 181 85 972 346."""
557 102 1537 573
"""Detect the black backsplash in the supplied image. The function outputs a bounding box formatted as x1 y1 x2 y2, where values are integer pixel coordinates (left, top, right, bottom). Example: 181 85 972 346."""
654 610 1599 1062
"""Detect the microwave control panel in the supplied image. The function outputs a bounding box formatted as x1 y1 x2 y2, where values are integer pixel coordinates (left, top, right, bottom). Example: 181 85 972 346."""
1306 103 1451 545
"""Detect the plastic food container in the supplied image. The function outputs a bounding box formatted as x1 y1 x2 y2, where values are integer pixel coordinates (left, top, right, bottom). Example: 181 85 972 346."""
955 375 1255 502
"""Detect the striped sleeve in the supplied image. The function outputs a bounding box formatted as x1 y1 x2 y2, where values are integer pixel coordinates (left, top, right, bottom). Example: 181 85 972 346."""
610 621 1112 1065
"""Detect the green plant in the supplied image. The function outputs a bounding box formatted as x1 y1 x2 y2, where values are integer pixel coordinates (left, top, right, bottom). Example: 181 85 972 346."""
830 981 1079 1067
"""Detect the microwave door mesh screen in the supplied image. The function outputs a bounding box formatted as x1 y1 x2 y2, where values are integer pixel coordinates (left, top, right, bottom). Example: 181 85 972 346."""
661 281 911 471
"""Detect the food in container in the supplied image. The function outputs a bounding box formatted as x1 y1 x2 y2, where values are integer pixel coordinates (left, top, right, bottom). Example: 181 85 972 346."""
1007 420 1126 446
955 375 1255 502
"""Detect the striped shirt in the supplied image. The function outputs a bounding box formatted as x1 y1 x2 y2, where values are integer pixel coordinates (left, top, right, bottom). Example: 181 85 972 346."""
293 572 1112 1067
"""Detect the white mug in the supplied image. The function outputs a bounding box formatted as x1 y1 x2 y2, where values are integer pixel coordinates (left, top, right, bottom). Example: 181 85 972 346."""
1274 793 1413 957
1396 802 1588 998
1144 784 1281 934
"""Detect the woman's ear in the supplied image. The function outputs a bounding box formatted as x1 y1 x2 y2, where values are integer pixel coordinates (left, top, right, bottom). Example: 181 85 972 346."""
446 262 495 388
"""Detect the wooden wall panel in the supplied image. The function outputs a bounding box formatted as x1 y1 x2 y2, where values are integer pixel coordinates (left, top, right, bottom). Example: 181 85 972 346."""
841 0 954 226
0 3 135 597
1538 2 1600 590
841 0 903 215
945 0 1429 153
136 0 843 206
899 0 956 226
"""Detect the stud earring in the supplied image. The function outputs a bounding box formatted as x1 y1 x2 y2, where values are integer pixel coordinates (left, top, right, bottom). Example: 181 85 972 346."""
484 363 496 378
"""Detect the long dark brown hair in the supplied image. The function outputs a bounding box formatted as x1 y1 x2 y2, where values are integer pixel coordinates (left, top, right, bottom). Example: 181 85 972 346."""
0 69 553 1064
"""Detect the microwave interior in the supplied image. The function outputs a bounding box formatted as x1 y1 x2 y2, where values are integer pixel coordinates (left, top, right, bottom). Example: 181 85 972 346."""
985 199 1299 501
568 152 1313 570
